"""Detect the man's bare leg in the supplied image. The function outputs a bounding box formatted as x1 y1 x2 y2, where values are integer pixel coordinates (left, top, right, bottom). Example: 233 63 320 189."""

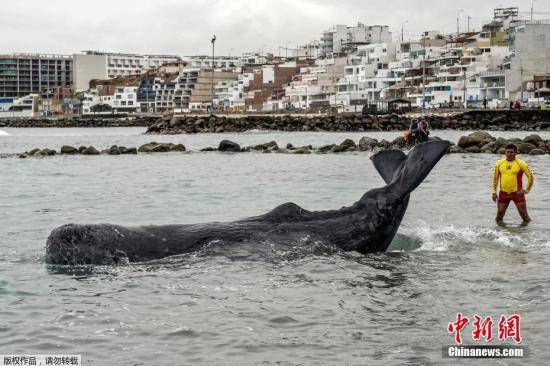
514 202 531 225
496 202 509 225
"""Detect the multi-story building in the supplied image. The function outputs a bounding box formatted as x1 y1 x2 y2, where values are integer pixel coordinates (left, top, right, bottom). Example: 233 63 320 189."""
0 54 72 98
506 22 550 100
182 55 241 69
320 23 392 58
82 86 139 114
73 51 181 91
154 81 176 114
173 68 238 112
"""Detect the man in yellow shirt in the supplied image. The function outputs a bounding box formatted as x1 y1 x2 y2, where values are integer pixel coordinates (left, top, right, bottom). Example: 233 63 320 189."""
492 144 535 225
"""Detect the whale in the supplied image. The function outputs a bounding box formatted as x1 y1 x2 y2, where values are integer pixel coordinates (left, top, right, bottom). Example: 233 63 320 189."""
46 140 450 265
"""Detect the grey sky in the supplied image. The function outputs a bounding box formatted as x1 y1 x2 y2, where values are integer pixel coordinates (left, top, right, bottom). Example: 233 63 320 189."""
2 0 548 56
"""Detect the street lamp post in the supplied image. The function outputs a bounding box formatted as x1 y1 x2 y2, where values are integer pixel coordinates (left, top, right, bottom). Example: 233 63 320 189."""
210 35 216 115
401 20 408 42
457 9 464 35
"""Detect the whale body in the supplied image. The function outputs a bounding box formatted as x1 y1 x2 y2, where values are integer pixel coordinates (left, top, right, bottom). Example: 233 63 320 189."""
46 140 450 265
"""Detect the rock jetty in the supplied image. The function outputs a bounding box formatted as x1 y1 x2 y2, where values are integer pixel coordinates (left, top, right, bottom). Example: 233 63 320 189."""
2 110 549 132
0 116 160 128
146 110 550 134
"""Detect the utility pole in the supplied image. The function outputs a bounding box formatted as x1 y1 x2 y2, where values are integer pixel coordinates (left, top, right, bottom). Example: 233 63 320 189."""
467 16 471 33
531 0 535 22
422 32 426 114
146 76 149 114
401 20 408 42
211 34 216 114
457 9 464 36
463 67 467 109
520 66 524 102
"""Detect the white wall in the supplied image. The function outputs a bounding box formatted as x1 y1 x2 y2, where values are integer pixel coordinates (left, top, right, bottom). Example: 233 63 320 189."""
73 54 107 92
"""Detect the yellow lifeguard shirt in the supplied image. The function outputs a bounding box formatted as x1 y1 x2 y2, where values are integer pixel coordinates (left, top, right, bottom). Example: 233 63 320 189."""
492 158 535 194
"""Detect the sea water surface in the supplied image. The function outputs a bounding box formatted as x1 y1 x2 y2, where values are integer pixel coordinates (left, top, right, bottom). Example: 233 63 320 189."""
1 128 549 365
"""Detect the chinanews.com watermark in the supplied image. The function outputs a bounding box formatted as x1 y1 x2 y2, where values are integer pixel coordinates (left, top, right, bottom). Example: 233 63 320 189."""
445 313 528 359
0 355 81 366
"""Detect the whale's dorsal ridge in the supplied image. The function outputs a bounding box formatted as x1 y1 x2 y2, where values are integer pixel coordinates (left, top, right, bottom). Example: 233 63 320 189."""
258 202 310 222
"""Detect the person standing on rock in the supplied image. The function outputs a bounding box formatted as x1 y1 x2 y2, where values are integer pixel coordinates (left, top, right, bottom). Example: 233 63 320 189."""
408 119 419 146
483 97 487 109
418 118 429 142
492 144 535 225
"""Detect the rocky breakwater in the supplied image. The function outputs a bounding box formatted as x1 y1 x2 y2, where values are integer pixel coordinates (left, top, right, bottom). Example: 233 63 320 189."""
453 132 550 155
0 116 161 128
146 110 550 134
19 142 185 158
13 133 550 159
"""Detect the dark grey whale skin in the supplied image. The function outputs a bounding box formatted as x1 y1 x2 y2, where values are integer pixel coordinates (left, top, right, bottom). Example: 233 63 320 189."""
46 141 450 265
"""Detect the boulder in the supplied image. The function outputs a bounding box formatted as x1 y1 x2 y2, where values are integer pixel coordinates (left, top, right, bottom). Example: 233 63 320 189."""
108 145 121 155
293 148 311 154
358 136 378 151
493 137 509 150
517 142 537 154
449 146 462 153
464 146 481 153
138 143 157 153
333 139 357 153
391 136 405 147
529 149 545 155
523 134 543 145
200 147 216 152
78 146 87 153
318 144 336 153
41 148 56 156
27 148 40 155
172 144 186 152
81 146 100 155
60 145 78 154
458 132 493 149
151 143 173 153
254 141 278 151
218 140 241 152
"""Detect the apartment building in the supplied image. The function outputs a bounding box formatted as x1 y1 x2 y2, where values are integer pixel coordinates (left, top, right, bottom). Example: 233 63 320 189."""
0 54 72 98
320 23 392 58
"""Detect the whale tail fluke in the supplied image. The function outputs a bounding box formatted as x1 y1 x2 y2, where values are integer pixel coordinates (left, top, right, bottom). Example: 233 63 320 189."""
372 140 450 196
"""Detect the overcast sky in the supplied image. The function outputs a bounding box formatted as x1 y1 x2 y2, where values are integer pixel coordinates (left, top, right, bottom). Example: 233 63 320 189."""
2 0 549 57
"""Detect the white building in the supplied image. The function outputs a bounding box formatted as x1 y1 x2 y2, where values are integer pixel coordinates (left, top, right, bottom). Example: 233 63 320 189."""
182 55 241 69
73 51 181 91
506 22 550 100
82 86 138 114
320 23 392 58
0 94 38 118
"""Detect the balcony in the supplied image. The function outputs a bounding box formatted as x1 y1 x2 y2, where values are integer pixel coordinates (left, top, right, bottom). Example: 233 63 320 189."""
480 70 505 78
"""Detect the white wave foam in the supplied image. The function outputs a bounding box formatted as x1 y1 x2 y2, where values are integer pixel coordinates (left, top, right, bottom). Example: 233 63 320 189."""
0 130 10 136
400 223 522 252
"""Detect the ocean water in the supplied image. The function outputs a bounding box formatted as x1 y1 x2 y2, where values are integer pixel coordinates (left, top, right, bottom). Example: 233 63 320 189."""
1 128 549 365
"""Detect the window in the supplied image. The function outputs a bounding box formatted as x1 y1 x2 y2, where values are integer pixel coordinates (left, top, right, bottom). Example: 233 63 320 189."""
128 101 133 106
121 101 126 106
116 95 122 99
